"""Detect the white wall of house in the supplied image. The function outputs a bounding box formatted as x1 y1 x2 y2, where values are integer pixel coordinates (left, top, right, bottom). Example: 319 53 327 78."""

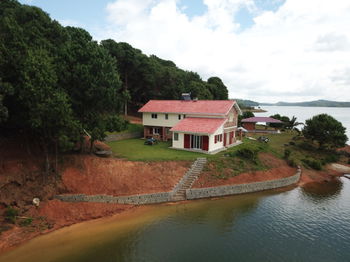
142 112 185 127
172 132 184 149
209 125 225 152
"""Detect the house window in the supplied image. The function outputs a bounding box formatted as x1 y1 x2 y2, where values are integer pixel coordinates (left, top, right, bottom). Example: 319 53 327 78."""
183 114 186 118
151 113 157 119
165 114 168 120
174 133 179 141
214 134 223 143
178 114 181 120
153 127 160 134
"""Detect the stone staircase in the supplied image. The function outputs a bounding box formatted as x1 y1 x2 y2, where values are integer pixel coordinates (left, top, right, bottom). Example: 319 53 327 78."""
171 157 207 201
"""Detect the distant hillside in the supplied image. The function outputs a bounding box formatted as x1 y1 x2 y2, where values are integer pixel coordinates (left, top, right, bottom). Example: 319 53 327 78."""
259 99 350 107
235 99 259 108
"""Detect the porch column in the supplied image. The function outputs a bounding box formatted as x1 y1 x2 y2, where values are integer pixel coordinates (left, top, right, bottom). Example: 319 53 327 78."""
162 126 166 141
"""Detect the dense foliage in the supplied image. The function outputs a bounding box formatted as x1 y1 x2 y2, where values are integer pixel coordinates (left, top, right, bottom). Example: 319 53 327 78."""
101 39 229 113
303 114 347 149
0 0 230 172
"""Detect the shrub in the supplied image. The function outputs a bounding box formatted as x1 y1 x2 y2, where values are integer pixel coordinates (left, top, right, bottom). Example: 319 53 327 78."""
287 157 298 167
302 158 322 170
5 207 19 224
289 141 295 146
299 141 313 151
323 154 340 164
284 149 291 159
19 217 33 227
236 147 259 163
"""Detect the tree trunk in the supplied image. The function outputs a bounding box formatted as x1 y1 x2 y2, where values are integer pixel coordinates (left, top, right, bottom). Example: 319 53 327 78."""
42 140 50 176
124 72 128 116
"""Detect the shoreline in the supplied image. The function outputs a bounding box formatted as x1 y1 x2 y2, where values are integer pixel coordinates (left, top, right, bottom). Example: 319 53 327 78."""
0 165 346 255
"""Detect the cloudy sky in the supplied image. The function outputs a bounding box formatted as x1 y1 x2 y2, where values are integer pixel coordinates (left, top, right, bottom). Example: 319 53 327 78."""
21 0 350 103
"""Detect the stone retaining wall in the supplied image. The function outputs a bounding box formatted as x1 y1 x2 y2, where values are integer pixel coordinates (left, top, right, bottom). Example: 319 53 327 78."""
186 168 301 200
55 168 301 205
55 191 171 205
104 131 143 142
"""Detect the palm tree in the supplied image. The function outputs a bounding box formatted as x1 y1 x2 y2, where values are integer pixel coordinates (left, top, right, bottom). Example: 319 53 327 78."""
287 116 304 132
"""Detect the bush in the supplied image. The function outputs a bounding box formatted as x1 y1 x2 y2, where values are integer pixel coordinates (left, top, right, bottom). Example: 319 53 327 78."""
5 207 19 224
236 147 259 163
287 157 298 167
19 217 33 227
289 141 295 146
322 154 340 164
299 141 313 150
302 158 322 170
284 149 291 159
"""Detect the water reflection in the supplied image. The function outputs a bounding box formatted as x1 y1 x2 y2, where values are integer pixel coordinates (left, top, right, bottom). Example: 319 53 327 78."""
301 178 343 200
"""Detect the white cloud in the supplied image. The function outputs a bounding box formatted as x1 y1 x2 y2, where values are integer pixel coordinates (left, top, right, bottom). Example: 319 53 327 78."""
101 0 350 102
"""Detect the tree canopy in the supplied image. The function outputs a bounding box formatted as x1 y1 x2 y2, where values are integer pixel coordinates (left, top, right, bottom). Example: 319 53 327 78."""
303 114 347 149
0 0 231 171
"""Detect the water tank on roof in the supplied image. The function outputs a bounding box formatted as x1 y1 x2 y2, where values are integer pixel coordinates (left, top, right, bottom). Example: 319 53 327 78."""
181 93 191 101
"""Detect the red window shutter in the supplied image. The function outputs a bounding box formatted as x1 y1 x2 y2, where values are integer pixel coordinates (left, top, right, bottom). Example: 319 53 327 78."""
184 134 190 148
215 135 217 143
202 136 209 151
150 128 153 134
223 133 226 146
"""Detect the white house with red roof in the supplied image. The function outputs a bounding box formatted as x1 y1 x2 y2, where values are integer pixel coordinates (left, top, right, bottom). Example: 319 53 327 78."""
138 99 242 154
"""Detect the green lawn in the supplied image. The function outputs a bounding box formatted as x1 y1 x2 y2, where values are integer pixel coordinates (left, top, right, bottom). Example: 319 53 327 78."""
107 139 206 161
106 134 288 161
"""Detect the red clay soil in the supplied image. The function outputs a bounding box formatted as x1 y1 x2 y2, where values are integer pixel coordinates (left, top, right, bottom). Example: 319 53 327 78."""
124 115 142 124
298 166 344 186
62 155 190 196
337 145 350 155
0 200 135 252
193 153 296 188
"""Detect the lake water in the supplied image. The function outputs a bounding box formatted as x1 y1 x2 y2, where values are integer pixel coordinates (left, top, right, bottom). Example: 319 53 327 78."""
1 178 350 262
257 106 350 141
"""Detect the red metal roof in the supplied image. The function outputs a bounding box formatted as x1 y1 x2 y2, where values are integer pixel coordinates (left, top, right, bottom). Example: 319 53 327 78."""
138 100 235 115
241 117 282 123
170 117 226 134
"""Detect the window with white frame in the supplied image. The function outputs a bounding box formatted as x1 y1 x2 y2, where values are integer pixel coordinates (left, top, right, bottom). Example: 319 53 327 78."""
151 113 157 119
165 114 168 120
153 127 160 134
174 132 179 141
178 114 181 120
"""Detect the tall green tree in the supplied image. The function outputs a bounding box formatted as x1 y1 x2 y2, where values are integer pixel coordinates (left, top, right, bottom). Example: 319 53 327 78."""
303 114 347 149
207 77 229 100
60 28 124 150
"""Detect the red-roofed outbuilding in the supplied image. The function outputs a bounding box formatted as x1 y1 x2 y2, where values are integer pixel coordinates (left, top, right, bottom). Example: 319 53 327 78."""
241 117 282 131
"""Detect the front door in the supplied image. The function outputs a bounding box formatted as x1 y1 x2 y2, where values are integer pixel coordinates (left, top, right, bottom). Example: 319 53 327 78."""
191 135 202 149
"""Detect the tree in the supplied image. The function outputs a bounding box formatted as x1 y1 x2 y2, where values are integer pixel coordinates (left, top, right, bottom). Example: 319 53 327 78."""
207 77 229 100
303 114 348 149
60 28 124 150
285 115 303 131
269 114 288 129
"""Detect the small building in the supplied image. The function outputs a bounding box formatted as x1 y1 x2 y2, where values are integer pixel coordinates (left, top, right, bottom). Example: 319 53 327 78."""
241 117 282 132
138 99 242 154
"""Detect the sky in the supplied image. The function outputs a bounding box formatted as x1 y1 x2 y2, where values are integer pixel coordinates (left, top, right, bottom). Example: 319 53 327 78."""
20 0 350 103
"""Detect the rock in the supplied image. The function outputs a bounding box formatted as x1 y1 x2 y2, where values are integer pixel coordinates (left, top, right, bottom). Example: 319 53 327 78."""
32 198 40 207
